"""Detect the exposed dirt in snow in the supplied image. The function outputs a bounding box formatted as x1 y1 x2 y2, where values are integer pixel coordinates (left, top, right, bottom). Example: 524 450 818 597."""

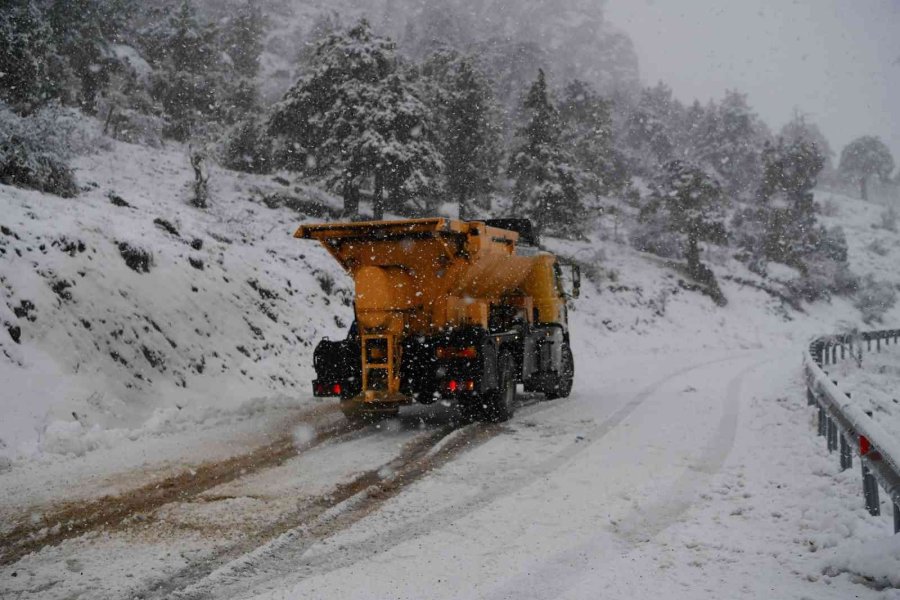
0 399 552 600
0 402 345 566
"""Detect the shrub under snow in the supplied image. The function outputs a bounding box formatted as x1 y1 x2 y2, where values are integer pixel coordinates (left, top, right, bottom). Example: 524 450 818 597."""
853 274 898 324
0 103 102 197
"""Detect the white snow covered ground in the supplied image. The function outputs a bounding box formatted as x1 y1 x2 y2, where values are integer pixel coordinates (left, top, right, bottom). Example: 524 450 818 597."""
2 135 900 599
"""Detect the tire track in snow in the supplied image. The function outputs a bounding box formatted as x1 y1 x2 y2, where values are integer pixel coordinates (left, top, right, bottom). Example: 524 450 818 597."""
614 356 774 542
171 353 756 600
0 403 361 567
139 396 557 600
483 355 774 600
138 423 493 599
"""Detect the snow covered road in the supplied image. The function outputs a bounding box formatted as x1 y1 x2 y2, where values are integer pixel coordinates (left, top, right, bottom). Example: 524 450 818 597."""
4 345 895 600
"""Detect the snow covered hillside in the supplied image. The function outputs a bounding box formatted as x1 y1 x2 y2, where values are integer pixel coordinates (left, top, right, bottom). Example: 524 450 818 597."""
0 138 354 464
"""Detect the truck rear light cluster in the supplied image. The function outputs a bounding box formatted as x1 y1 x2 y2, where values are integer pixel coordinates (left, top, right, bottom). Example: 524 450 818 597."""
446 379 475 392
314 382 342 396
436 346 477 359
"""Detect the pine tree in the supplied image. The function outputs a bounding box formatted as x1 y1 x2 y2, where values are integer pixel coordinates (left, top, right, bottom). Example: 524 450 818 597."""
623 82 681 172
641 161 727 276
352 71 442 219
839 136 894 201
222 2 265 79
143 0 225 140
559 79 628 200
692 91 769 198
508 69 583 238
779 110 834 173
45 0 130 113
0 1 57 114
734 137 827 272
271 20 441 218
421 50 500 219
167 0 215 73
758 138 825 207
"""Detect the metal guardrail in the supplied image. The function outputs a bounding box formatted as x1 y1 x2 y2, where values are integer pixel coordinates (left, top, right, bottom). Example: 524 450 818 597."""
804 329 900 534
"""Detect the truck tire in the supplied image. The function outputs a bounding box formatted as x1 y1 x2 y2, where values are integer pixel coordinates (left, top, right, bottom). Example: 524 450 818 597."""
481 351 516 422
544 343 574 400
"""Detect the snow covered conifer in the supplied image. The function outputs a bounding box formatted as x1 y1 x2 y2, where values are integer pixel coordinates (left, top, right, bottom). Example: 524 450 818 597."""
143 0 226 140
779 111 834 174
640 160 727 276
838 136 894 201
166 0 216 74
271 20 440 218
508 69 583 237
758 138 825 209
733 138 827 274
222 2 265 80
623 82 680 172
559 79 628 200
45 0 130 113
0 1 57 114
420 50 500 219
351 71 442 219
693 90 768 198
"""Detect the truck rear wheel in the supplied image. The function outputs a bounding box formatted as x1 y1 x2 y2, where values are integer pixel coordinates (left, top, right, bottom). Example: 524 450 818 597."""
544 343 574 400
480 351 516 422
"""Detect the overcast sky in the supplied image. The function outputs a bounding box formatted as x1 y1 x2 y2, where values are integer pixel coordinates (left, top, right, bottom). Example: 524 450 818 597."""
606 0 900 167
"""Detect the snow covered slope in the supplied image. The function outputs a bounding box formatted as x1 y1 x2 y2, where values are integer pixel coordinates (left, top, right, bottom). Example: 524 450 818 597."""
1 140 353 463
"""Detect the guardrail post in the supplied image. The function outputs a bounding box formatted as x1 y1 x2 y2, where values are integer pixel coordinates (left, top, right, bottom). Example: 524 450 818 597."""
894 503 900 534
832 345 838 363
840 344 846 360
840 434 852 470
862 461 880 516
827 418 837 452
818 406 826 437
877 337 882 353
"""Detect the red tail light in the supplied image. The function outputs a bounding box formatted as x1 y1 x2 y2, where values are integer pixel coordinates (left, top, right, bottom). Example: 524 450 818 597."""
447 379 459 392
436 346 477 359
332 383 342 395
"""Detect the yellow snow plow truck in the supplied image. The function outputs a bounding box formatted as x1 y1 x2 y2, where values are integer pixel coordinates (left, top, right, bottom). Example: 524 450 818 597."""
294 218 579 422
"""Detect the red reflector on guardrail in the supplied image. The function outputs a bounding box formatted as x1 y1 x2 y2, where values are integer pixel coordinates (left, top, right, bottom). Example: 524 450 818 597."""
860 435 871 456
